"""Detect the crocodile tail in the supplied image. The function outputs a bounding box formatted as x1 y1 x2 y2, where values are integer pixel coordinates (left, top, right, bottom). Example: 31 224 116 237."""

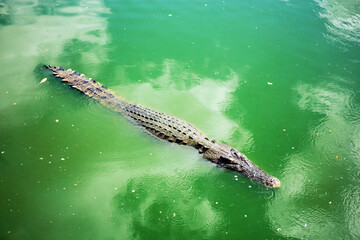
44 65 128 110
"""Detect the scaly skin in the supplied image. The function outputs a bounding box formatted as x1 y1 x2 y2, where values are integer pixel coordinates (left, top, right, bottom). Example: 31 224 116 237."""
45 65 281 188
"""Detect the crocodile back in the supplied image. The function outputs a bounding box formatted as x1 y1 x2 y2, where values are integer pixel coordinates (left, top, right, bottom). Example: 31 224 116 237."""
123 103 209 148
45 65 212 151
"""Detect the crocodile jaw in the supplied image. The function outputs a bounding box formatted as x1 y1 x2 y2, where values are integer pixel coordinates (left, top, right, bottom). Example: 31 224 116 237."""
265 176 281 188
231 162 281 188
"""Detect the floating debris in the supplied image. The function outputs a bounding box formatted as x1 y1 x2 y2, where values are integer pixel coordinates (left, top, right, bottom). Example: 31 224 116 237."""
60 157 65 161
131 190 135 193
39 78 48 84
335 156 338 159
168 14 172 17
329 201 332 204
173 213 176 217
55 119 59 123
267 82 273 85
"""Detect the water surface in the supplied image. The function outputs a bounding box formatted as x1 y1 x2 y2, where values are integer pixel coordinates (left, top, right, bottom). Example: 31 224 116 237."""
0 0 359 239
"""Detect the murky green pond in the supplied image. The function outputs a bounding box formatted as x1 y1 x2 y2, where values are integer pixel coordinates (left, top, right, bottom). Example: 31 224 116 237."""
1 0 359 239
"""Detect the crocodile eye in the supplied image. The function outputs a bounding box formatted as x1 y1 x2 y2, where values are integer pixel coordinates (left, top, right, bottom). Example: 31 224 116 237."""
230 148 240 158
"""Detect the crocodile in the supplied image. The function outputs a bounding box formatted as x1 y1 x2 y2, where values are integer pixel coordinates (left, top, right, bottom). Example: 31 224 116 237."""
45 65 281 188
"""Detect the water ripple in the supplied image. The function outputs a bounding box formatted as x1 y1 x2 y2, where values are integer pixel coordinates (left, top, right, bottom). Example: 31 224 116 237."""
316 0 360 44
267 78 360 239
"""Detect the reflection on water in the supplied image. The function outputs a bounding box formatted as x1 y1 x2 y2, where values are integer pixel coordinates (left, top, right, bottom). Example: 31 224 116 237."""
267 79 360 239
114 176 223 238
93 171 224 239
316 0 360 44
0 0 109 119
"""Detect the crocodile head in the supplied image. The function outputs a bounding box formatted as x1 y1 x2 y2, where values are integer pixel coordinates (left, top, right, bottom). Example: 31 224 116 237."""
204 143 281 188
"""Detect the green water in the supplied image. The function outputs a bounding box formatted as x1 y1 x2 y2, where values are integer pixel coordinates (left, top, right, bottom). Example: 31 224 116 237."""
1 0 359 239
